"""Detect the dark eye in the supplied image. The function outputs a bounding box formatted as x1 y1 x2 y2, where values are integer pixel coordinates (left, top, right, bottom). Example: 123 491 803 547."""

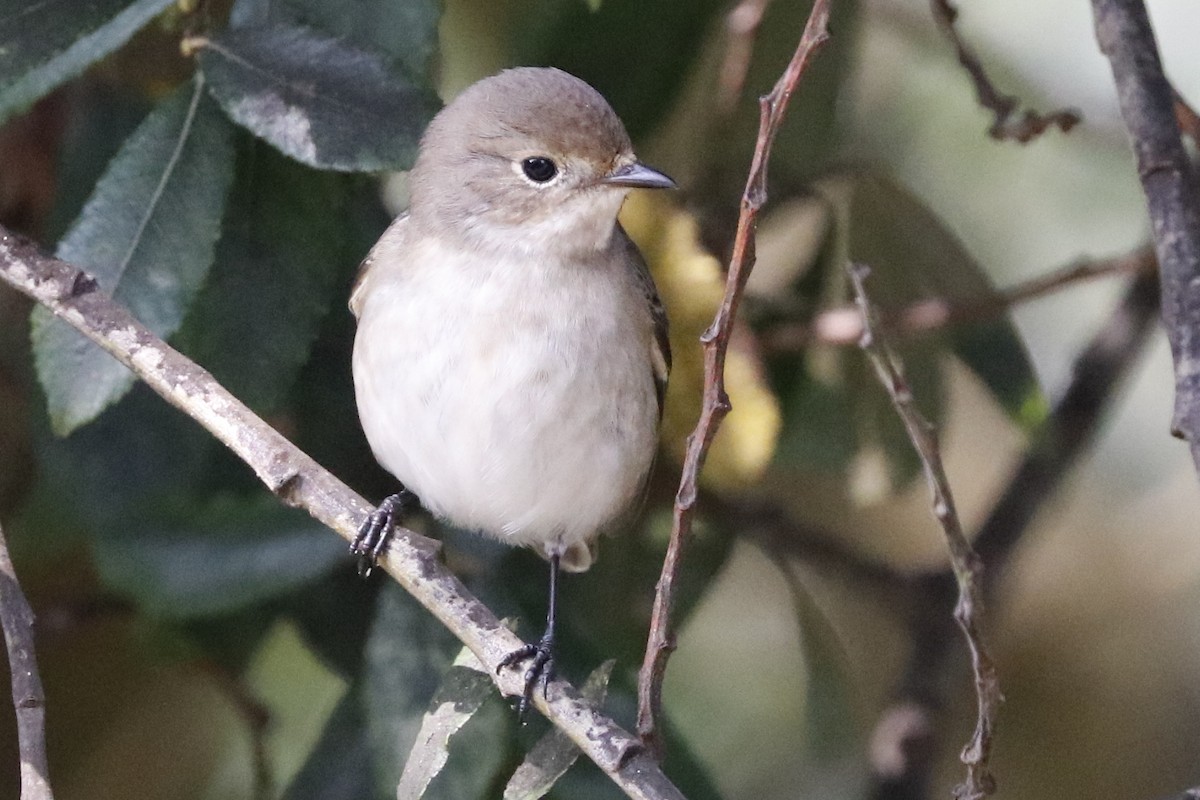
521 156 558 183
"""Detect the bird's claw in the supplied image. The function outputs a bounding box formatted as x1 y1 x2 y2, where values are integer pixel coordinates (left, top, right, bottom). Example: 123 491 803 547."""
352 489 419 577
497 635 555 721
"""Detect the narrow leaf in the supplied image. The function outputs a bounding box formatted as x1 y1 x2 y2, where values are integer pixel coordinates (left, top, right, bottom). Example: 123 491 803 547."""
93 495 347 617
503 660 616 800
0 0 174 124
363 583 459 795
397 646 495 798
32 77 235 434
197 23 440 171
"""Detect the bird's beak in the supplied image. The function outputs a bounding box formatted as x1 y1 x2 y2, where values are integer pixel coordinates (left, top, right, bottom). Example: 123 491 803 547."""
602 161 677 190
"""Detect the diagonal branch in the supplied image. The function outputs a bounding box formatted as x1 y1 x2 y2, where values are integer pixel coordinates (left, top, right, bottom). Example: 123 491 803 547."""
634 0 833 758
0 517 54 800
849 263 1000 800
931 0 1080 143
0 229 686 800
1091 0 1200 477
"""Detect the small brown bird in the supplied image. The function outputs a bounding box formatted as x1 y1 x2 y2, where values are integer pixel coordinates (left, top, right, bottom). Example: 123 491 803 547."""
349 67 674 715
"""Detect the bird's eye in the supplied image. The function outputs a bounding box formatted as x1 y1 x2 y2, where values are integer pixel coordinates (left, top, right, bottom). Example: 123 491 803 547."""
521 156 558 183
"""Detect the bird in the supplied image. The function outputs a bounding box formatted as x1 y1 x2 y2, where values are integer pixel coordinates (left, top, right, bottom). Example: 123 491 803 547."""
348 66 674 717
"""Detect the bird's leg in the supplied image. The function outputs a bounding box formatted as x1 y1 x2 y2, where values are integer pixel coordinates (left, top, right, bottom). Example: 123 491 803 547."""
352 487 420 577
497 552 560 721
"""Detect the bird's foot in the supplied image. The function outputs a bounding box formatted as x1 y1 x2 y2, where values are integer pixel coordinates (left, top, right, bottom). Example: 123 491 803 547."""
352 489 420 577
497 633 555 721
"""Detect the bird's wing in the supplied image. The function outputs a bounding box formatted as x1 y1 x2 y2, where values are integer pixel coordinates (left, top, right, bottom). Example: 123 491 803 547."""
349 212 411 319
615 225 671 417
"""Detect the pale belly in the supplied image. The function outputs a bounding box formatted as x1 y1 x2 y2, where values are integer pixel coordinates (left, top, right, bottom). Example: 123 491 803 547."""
352 257 659 558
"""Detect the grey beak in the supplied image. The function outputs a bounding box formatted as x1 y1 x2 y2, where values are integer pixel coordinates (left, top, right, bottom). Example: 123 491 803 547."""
602 161 677 190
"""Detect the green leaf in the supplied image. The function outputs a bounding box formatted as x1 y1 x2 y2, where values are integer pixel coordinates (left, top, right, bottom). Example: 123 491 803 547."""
245 622 349 795
421 693 514 800
514 0 726 139
92 494 348 617
287 569 379 680
197 23 440 171
397 646 496 798
43 85 152 243
952 321 1049 428
29 381 219 531
730 0 858 183
31 77 235 435
504 660 615 800
363 583 460 796
0 0 174 124
830 170 1042 426
174 136 354 412
776 560 866 796
768 169 1041 488
283 689 376 800
249 0 441 86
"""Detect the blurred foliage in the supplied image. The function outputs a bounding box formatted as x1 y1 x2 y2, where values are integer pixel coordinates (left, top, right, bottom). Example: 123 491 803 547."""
32 78 234 434
3 0 1192 800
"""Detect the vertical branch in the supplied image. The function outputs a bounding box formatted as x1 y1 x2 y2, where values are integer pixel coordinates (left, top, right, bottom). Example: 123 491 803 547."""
848 264 1000 800
0 519 54 800
635 0 833 757
1091 0 1200 476
868 266 1161 800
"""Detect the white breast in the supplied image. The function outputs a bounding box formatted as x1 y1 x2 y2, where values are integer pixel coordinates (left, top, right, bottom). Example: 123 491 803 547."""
352 220 659 561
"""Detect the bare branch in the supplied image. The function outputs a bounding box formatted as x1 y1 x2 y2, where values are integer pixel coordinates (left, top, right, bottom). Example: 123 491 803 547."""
848 263 1000 800
868 267 1161 800
762 245 1156 351
0 229 686 800
635 0 833 758
0 518 54 800
931 0 1080 143
1092 0 1200 476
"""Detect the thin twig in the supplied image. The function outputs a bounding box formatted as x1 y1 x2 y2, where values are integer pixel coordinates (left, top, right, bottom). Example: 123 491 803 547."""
761 245 1156 351
848 263 1000 800
931 0 1080 143
868 267 1162 800
0 229 686 800
634 0 833 758
1092 0 1200 476
0 518 54 800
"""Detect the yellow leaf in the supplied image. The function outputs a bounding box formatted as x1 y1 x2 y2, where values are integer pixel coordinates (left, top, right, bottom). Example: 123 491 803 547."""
621 191 780 490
